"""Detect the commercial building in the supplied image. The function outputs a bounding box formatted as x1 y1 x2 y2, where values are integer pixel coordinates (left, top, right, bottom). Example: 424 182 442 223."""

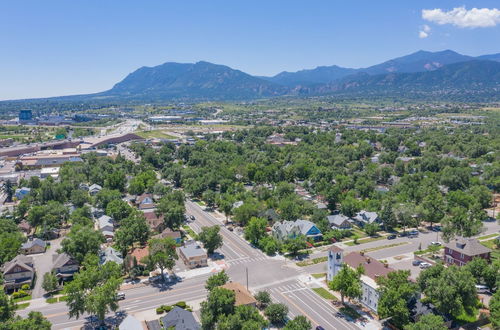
179 242 208 269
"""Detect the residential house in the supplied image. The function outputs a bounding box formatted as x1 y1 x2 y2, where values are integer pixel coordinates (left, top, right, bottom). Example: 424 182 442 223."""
136 193 155 210
327 214 352 230
78 183 89 191
179 242 208 269
88 183 102 196
328 246 393 312
444 237 491 266
352 210 380 228
220 282 257 307
409 299 452 328
153 228 182 244
20 238 47 255
119 315 143 330
160 306 200 330
143 211 165 233
91 206 105 218
52 253 79 282
272 220 322 241
100 247 124 265
128 246 149 267
98 215 114 241
14 187 30 200
17 220 32 234
1 255 35 291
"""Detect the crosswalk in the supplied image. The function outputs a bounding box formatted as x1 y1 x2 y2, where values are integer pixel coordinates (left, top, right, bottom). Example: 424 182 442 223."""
226 255 269 265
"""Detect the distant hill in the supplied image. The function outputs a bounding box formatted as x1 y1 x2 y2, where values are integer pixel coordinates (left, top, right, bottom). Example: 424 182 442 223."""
262 65 357 86
476 53 500 62
104 61 287 101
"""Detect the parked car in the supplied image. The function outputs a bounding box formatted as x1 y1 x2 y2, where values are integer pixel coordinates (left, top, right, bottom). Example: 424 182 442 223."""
420 262 432 269
431 226 442 232
387 234 397 240
398 232 408 237
430 241 441 246
116 292 125 300
316 327 326 330
412 260 422 266
475 285 489 293
189 215 195 221
408 230 419 238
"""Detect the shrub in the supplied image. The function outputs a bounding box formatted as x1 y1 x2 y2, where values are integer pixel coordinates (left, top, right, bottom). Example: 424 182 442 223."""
21 284 30 291
156 307 164 314
175 301 187 309
163 305 173 312
12 290 28 299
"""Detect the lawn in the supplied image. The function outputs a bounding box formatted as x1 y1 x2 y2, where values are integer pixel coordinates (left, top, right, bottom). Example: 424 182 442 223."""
296 256 328 267
312 287 337 301
360 242 408 254
312 273 326 279
478 233 499 241
480 240 500 261
47 295 68 303
344 235 387 246
13 295 32 303
136 130 177 139
15 303 30 310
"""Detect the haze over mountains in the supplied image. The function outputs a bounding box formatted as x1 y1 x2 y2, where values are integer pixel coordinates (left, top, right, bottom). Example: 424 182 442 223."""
8 50 500 103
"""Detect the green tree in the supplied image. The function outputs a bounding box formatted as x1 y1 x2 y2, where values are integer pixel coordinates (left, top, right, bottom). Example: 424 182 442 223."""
217 305 268 330
199 226 223 255
340 195 360 218
283 315 312 330
244 217 268 245
41 272 58 294
5 311 52 330
0 289 15 322
64 256 122 324
202 190 217 209
363 223 379 236
61 225 105 263
200 287 235 330
104 170 126 192
284 236 307 256
70 189 89 208
95 188 122 209
105 199 133 223
377 270 418 329
259 236 280 255
255 291 271 309
264 303 289 325
233 201 262 226
156 190 186 230
142 237 178 282
205 270 229 291
2 180 13 203
490 290 500 329
328 264 364 304
404 314 447 330
114 211 150 254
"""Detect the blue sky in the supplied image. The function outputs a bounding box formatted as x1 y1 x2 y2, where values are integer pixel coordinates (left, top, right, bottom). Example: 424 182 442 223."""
1 0 499 100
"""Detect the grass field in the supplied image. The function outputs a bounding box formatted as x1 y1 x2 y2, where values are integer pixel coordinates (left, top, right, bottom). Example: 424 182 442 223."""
136 130 177 139
15 303 30 310
296 256 328 267
344 235 386 246
312 287 337 301
478 233 499 241
481 240 500 261
360 242 408 254
312 273 326 279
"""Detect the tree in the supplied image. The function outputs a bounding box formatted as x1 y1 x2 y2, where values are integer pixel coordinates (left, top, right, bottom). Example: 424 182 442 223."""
217 305 268 330
490 290 500 329
233 201 262 226
205 270 229 291
202 190 216 209
264 303 289 325
105 199 133 223
404 314 447 330
156 190 186 230
61 225 105 263
0 289 15 322
104 170 126 192
244 217 268 245
363 223 379 236
64 256 122 324
283 315 312 330
114 211 150 254
198 226 223 255
2 180 13 203
5 311 52 330
418 265 477 318
377 270 418 329
95 188 121 209
70 189 89 208
42 272 58 294
200 287 235 330
340 195 360 218
142 237 178 282
441 205 484 241
255 291 271 309
259 236 280 256
284 236 307 256
328 264 363 304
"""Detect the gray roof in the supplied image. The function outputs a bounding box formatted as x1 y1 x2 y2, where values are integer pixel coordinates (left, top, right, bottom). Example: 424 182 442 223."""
295 220 317 235
98 215 114 229
353 210 379 224
100 247 123 265
179 243 207 259
89 183 102 192
327 214 351 227
21 238 46 250
119 315 143 330
52 253 77 269
445 237 492 256
2 255 33 274
273 220 319 236
160 307 200 330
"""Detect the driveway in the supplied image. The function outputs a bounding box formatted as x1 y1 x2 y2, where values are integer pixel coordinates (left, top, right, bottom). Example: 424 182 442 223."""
31 237 63 298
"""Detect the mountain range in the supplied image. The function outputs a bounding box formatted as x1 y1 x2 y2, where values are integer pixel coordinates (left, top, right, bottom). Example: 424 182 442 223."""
7 50 500 103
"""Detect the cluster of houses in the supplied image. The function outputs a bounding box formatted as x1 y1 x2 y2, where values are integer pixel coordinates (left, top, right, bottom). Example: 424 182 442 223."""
327 235 492 324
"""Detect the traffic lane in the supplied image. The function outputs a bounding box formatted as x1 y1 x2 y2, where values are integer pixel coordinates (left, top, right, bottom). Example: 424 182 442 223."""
228 259 300 289
186 201 261 258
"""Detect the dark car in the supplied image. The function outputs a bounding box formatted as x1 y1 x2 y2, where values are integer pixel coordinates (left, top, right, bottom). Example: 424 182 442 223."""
398 232 408 237
189 215 195 221
387 234 397 240
316 327 326 330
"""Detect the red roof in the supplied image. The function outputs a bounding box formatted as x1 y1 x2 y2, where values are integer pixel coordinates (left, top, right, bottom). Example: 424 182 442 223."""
344 252 393 281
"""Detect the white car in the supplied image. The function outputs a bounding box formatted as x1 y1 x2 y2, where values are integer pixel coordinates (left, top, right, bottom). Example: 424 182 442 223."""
430 241 441 246
475 285 489 293
419 262 432 269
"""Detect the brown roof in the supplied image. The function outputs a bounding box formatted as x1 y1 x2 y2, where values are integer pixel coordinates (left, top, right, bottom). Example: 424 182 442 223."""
445 237 491 256
220 282 257 306
17 220 32 232
136 193 153 204
143 211 164 231
2 255 34 274
329 245 344 253
344 252 393 281
129 246 149 265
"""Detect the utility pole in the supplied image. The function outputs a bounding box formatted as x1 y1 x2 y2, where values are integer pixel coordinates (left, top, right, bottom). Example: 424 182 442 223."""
246 267 249 291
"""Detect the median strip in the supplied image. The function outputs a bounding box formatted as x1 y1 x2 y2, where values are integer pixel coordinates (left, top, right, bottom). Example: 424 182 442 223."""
359 242 409 254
